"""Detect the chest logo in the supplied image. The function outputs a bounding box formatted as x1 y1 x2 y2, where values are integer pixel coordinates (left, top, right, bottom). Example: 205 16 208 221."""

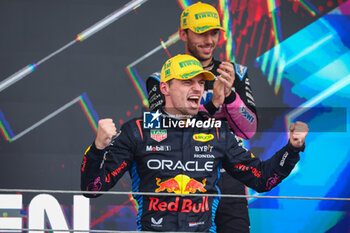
151 129 167 142
193 133 214 142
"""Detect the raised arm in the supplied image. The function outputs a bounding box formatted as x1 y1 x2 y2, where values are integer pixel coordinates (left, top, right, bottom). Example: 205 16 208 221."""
223 121 308 193
81 119 135 198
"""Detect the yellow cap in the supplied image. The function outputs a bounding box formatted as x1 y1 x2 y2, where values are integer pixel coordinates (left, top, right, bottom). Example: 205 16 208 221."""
161 54 215 83
180 2 225 33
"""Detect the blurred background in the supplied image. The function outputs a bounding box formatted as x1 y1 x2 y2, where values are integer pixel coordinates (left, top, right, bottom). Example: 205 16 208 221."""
0 0 349 232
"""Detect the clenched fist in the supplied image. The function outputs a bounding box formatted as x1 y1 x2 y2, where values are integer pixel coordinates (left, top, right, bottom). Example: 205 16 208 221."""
95 119 117 150
289 121 309 148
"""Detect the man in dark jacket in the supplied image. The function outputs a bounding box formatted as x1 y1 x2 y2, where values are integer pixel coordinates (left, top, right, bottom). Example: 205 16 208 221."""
146 2 257 232
81 54 308 232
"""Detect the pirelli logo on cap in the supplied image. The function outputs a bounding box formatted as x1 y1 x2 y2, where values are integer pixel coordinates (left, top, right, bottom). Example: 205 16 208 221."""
179 59 202 68
194 11 218 20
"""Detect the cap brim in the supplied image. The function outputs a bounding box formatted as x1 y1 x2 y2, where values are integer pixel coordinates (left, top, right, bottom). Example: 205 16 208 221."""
190 25 225 33
171 70 214 81
201 70 215 80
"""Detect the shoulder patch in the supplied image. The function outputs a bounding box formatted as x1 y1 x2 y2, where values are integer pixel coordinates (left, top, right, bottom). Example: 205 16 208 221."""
234 63 248 81
149 71 161 82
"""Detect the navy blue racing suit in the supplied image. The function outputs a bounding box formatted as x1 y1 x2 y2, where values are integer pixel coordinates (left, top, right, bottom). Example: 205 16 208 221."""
81 111 302 232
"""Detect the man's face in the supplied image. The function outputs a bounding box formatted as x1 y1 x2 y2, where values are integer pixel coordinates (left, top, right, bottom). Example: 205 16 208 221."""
161 75 206 117
182 29 220 63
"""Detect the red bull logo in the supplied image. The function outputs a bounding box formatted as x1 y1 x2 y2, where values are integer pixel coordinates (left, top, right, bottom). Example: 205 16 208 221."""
184 178 207 193
155 174 206 194
152 175 209 213
155 178 180 193
149 196 209 213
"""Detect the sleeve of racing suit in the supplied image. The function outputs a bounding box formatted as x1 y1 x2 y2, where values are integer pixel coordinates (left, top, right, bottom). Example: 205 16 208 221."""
222 130 302 193
200 99 220 116
146 72 164 111
81 122 137 198
222 66 257 139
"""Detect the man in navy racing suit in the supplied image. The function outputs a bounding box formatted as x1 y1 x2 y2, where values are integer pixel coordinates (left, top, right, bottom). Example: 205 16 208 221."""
146 2 257 232
81 54 309 232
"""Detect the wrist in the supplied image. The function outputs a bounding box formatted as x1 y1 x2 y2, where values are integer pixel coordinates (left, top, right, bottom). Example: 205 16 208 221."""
211 96 222 108
204 101 219 115
224 91 236 104
94 139 106 150
287 141 305 152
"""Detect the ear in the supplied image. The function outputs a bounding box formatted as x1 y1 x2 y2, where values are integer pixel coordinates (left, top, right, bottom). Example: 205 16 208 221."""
179 28 187 42
160 82 169 96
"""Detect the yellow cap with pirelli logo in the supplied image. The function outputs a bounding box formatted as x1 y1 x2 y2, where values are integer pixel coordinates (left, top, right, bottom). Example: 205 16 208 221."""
161 54 214 83
180 2 225 33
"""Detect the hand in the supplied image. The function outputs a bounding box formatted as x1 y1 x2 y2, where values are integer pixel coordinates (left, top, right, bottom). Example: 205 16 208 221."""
217 61 235 97
289 121 309 148
211 78 225 108
95 119 117 150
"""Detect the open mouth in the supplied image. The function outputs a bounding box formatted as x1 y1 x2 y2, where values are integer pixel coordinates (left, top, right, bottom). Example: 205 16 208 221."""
187 96 200 108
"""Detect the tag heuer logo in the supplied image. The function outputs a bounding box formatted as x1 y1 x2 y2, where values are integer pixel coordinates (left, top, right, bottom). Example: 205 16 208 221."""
150 129 167 142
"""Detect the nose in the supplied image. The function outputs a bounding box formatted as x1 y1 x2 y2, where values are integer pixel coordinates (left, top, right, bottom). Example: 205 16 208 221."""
192 80 203 92
203 34 214 44
202 32 216 44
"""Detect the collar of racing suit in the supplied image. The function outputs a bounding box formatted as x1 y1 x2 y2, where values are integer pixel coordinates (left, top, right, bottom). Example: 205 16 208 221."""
203 58 215 71
160 107 215 124
203 58 221 76
162 109 190 120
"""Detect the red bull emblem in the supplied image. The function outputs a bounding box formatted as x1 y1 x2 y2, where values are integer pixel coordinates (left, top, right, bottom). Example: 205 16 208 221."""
184 178 207 193
155 178 180 193
151 175 209 213
155 174 206 194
